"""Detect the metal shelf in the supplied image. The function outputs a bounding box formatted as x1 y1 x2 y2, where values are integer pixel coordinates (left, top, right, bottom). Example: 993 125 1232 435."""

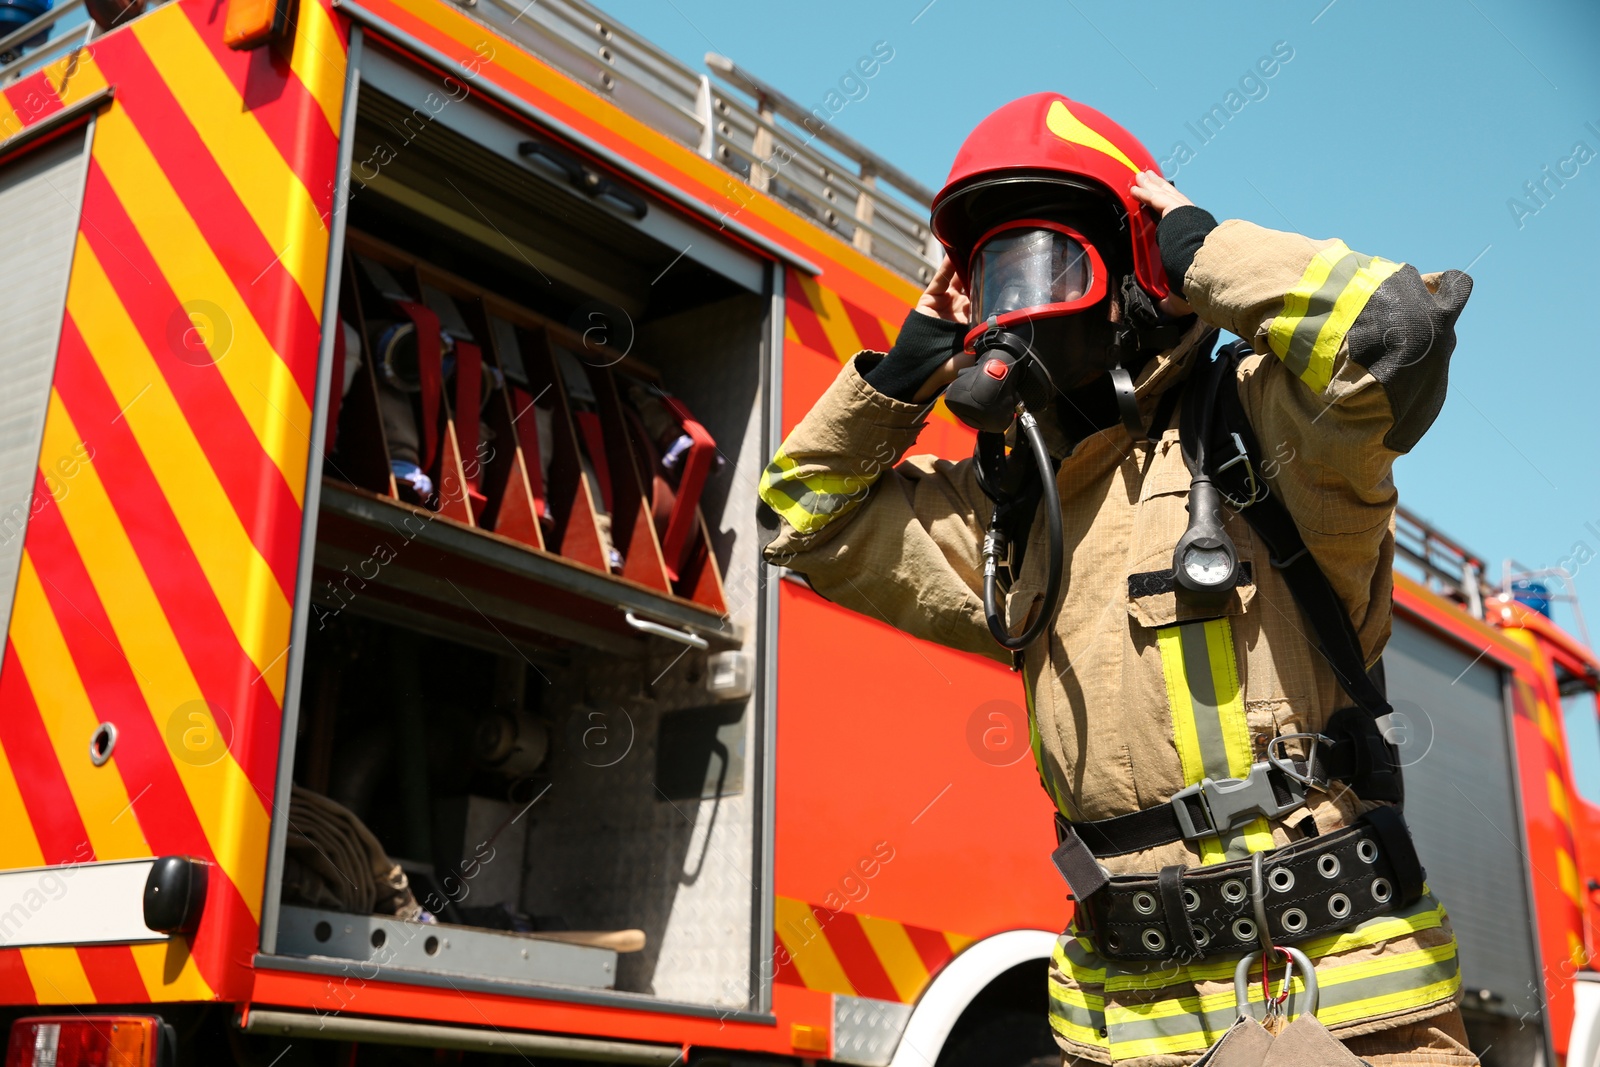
314 479 739 655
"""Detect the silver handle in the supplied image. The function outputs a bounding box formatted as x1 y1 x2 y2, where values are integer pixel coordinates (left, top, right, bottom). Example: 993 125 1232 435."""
624 612 709 650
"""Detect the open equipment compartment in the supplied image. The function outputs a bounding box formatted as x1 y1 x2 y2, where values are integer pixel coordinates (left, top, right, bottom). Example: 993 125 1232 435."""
265 38 778 1013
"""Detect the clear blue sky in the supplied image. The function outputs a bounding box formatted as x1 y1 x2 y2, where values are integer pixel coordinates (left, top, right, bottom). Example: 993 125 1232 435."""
601 0 1600 751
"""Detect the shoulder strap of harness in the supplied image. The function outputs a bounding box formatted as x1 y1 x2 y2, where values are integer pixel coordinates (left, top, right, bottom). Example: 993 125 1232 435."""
1180 339 1403 804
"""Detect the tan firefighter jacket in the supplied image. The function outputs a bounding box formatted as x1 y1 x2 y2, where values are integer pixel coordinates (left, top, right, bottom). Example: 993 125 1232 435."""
760 219 1474 1065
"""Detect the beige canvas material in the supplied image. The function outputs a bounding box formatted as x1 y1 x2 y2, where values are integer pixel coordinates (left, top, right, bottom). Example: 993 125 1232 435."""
761 220 1467 1061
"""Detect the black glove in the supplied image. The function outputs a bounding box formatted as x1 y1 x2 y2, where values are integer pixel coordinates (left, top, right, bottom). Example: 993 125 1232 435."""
860 309 968 403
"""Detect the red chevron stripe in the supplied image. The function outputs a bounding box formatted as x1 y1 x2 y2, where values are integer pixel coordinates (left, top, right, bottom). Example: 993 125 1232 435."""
179 0 343 210
88 39 323 403
810 905 897 1002
903 922 954 975
841 298 890 353
772 932 806 988
51 318 285 797
0 951 36 1004
2 77 62 129
0 645 96 864
22 473 221 864
785 269 833 355
79 161 303 595
21 467 247 999
76 946 148 1003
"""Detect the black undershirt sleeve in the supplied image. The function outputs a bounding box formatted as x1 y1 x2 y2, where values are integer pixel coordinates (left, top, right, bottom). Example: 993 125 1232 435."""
860 309 968 403
1156 205 1219 299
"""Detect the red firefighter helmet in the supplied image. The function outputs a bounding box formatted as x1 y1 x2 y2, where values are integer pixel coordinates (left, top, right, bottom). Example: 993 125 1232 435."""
931 93 1169 302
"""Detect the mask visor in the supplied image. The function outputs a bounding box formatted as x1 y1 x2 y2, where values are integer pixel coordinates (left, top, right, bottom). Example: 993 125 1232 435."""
966 220 1108 347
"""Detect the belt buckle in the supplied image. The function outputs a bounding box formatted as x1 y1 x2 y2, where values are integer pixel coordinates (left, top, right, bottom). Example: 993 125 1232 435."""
1169 762 1307 840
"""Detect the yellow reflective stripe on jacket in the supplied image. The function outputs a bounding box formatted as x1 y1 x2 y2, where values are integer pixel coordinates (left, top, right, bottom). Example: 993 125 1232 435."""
757 447 875 535
1265 239 1404 393
1049 895 1458 1059
1101 943 1459 1059
1157 619 1273 860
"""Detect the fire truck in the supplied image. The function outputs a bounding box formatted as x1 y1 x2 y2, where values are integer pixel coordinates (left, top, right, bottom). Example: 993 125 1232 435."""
0 0 1595 1062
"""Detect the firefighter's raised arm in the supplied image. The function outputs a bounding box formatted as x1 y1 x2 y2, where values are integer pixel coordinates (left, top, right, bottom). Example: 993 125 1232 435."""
757 267 1011 664
1136 168 1474 645
1133 168 1473 457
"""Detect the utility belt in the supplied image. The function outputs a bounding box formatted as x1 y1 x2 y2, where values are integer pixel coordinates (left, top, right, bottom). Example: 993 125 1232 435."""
1058 806 1424 963
1049 714 1422 963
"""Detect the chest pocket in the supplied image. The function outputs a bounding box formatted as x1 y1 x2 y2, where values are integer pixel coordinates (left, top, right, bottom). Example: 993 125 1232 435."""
1125 435 1256 631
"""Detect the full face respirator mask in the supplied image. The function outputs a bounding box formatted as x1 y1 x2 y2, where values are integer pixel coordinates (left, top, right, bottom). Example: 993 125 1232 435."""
943 219 1114 434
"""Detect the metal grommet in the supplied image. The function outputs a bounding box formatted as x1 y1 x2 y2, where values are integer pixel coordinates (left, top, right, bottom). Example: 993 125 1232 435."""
1318 854 1341 879
1371 877 1393 904
1231 918 1257 942
1281 908 1308 934
1106 932 1122 952
1328 893 1352 920
1221 879 1247 904
1192 924 1211 948
89 722 117 767
1182 888 1201 913
1268 866 1295 893
1142 928 1167 953
1132 891 1157 915
1357 839 1379 864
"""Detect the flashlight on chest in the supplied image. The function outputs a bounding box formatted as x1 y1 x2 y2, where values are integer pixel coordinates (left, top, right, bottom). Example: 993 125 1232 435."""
1173 474 1241 599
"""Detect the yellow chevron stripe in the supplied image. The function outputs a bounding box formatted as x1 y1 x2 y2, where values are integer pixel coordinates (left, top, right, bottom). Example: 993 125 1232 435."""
774 896 854 995
0 737 47 868
288 0 348 134
783 316 800 344
857 915 931 1002
38 394 271 922
796 275 863 362
1558 848 1583 908
1548 769 1571 826
0 92 20 139
944 930 975 954
9 557 152 861
67 239 292 703
89 101 311 506
41 43 108 107
133 13 328 316
128 939 215 1001
18 947 96 1004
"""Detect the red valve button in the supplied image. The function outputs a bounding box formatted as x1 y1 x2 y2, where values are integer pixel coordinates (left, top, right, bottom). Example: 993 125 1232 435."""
983 359 1008 380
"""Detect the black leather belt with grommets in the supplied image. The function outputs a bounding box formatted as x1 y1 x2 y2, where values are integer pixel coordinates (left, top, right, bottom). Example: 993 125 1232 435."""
1067 807 1425 963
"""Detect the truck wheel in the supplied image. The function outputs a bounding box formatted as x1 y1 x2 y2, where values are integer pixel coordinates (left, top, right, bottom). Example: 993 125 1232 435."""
936 1009 1060 1067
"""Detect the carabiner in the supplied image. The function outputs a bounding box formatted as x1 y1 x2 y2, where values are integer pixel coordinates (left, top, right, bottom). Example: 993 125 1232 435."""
1266 732 1335 790
1234 945 1320 1021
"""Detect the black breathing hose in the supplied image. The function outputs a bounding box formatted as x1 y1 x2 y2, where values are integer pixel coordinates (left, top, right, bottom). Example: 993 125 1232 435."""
982 406 1064 651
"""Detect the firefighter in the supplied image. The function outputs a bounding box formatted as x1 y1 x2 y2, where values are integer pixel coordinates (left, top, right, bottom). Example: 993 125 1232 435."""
758 93 1475 1066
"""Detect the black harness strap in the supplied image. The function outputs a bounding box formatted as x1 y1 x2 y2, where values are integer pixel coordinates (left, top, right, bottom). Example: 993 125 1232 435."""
1185 340 1403 803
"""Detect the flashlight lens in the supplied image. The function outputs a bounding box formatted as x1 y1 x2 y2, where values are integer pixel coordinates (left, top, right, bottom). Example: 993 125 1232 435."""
1182 546 1233 587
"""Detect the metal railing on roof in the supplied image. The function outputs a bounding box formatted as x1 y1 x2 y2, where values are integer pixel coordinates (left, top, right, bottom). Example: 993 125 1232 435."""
0 0 91 86
1394 505 1487 620
460 0 942 283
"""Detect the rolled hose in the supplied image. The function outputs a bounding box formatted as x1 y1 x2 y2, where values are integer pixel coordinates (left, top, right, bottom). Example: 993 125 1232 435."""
982 407 1064 650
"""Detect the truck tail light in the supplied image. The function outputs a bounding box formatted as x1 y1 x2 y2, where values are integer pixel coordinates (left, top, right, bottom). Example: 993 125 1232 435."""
5 1015 166 1067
